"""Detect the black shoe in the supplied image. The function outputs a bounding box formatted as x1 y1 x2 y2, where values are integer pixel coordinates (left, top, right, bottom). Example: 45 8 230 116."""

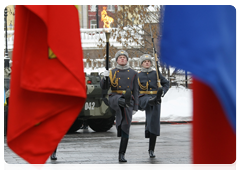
149 150 155 158
119 153 127 162
148 97 157 106
50 151 57 160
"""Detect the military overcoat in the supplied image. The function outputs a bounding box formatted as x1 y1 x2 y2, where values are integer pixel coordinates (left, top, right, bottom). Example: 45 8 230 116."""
101 67 138 136
138 70 169 137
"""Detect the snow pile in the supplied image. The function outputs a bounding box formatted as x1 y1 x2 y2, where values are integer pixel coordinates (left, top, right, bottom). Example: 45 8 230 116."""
133 86 193 122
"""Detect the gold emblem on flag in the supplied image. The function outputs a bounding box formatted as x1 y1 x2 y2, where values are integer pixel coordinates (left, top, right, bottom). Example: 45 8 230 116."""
49 48 57 59
74 5 79 10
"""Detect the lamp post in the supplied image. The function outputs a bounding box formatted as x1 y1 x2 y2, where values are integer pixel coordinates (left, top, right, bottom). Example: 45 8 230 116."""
104 29 111 89
101 29 111 105
105 30 110 70
4 7 10 68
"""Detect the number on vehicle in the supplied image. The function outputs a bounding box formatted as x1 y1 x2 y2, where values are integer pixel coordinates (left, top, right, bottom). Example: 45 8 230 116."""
85 102 95 110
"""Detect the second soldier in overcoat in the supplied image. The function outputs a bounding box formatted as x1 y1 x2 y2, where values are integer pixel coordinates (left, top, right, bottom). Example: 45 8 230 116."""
101 50 138 162
138 54 169 158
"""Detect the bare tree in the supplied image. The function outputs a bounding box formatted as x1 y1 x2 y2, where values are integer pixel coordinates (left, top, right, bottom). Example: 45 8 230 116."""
98 5 163 59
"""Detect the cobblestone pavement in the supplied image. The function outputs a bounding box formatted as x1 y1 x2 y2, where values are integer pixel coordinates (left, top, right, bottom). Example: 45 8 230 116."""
4 124 192 164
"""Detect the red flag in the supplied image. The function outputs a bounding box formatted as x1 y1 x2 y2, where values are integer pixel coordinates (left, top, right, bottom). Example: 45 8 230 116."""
7 5 86 164
192 79 236 163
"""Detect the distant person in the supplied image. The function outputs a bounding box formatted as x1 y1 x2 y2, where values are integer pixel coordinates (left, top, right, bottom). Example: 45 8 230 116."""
101 50 138 162
138 54 169 158
50 148 57 160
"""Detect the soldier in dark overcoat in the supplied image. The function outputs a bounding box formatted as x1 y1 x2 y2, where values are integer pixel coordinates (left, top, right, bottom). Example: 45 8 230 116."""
101 50 138 162
138 54 169 158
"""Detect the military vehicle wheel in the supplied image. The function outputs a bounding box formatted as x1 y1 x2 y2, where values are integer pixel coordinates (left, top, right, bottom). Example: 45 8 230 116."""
67 118 83 133
88 116 115 132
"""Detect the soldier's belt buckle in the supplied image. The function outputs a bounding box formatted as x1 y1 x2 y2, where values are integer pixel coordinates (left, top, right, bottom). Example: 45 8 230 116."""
140 91 157 94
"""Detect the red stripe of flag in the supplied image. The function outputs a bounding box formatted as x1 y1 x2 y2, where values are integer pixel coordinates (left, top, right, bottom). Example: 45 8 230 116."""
192 78 236 164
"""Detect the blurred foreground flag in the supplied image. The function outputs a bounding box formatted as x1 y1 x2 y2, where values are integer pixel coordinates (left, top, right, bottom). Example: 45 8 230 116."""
160 5 236 163
8 5 86 164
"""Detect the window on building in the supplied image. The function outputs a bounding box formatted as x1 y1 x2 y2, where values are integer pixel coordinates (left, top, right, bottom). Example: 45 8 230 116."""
107 5 115 11
90 20 97 29
90 5 96 11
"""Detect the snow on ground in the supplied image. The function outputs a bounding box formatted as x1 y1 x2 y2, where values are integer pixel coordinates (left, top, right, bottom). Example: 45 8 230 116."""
133 86 193 122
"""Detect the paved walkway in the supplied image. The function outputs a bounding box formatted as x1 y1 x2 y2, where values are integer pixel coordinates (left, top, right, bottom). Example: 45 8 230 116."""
4 124 192 164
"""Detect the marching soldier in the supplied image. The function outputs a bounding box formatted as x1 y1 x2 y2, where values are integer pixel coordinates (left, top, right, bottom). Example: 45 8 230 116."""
101 50 138 162
138 54 169 158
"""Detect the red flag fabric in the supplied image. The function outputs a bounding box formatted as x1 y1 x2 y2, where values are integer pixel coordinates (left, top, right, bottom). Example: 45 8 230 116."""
7 5 86 164
192 78 236 164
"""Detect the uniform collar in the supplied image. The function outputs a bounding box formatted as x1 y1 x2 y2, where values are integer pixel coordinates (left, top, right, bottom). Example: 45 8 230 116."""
141 67 153 72
116 64 130 70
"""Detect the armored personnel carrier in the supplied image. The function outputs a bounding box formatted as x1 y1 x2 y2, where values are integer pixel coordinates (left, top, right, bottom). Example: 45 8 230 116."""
67 72 115 133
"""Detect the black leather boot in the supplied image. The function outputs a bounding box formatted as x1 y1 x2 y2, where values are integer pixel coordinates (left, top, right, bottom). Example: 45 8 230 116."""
149 133 157 158
50 148 57 160
149 150 155 158
119 137 129 162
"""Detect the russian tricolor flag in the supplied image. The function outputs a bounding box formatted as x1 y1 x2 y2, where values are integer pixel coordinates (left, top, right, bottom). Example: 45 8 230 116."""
160 5 236 164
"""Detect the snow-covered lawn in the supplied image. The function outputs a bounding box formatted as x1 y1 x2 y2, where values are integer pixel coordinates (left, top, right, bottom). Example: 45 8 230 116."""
133 86 193 122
